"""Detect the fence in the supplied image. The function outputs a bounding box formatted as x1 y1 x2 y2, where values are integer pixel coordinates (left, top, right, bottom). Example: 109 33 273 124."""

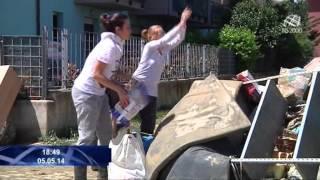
46 28 227 86
0 27 234 99
0 35 46 99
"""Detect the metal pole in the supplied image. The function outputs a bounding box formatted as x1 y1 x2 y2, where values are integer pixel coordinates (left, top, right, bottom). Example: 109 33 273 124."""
0 36 3 65
186 43 190 76
243 69 320 84
202 45 206 76
231 158 320 164
41 26 48 99
215 47 219 75
61 28 68 89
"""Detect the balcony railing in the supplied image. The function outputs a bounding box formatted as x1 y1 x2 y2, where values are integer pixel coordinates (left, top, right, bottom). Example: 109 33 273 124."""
74 0 144 10
172 0 209 18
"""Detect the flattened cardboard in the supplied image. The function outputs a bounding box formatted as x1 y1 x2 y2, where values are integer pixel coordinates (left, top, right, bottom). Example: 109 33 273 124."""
0 65 22 128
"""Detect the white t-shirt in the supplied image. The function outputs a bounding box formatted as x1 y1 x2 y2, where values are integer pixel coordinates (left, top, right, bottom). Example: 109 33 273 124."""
74 32 124 96
132 25 186 97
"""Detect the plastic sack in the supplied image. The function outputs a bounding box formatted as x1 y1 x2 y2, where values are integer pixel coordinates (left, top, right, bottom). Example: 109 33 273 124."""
236 70 261 102
108 130 146 180
141 134 154 153
278 67 311 100
111 81 149 129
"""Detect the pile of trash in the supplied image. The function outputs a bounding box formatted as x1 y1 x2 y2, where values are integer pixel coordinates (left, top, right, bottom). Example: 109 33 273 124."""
265 106 305 179
264 106 305 179
262 59 320 179
271 66 311 162
107 57 320 180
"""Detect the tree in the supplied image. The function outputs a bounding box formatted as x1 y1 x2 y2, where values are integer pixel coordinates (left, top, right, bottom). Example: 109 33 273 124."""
230 0 282 49
275 0 314 64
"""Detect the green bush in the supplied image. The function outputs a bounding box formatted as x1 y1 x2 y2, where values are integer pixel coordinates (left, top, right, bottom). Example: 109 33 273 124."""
230 0 282 49
219 25 260 70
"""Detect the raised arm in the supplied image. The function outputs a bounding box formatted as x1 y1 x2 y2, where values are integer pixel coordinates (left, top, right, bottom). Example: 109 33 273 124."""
147 7 192 50
162 25 186 52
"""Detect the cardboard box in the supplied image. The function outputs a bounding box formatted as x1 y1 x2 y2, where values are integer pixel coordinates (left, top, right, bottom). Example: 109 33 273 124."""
0 65 22 128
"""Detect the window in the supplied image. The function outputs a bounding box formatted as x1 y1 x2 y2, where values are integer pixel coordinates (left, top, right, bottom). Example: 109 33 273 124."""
83 18 96 58
52 12 63 41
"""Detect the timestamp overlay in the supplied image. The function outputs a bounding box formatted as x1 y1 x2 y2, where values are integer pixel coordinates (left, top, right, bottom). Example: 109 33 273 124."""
0 146 111 166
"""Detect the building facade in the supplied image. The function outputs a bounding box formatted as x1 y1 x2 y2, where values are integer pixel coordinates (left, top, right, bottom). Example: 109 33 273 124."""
308 0 320 56
0 0 143 35
0 0 229 35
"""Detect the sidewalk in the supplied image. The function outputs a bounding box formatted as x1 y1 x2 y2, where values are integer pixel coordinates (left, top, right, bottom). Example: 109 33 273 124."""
0 167 97 180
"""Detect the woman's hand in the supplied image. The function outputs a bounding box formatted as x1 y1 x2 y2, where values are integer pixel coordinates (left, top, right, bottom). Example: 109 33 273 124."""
180 7 192 24
93 61 129 107
116 86 129 108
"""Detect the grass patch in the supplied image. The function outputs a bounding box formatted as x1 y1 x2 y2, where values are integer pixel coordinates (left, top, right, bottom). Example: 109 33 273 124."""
130 109 169 130
38 130 78 146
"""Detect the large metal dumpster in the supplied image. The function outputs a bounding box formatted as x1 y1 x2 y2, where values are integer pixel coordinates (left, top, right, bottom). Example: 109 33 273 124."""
231 72 320 179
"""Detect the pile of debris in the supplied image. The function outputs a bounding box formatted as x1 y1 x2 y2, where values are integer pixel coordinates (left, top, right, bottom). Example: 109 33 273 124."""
265 62 316 179
267 106 305 179
109 57 320 180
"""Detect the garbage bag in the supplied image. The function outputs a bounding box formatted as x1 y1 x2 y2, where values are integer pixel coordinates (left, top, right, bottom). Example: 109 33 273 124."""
165 146 230 180
141 134 154 154
108 131 146 179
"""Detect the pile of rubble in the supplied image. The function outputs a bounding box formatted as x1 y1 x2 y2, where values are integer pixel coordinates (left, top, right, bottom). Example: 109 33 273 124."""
273 105 305 160
265 60 318 179
143 57 320 180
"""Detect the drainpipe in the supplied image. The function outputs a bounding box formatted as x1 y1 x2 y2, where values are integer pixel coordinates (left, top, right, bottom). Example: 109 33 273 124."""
36 0 40 35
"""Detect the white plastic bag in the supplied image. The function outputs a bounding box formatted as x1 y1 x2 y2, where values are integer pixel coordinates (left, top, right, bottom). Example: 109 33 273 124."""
108 130 146 180
111 81 149 128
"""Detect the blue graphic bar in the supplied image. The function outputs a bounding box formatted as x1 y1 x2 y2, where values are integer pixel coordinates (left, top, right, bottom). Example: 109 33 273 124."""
0 146 111 166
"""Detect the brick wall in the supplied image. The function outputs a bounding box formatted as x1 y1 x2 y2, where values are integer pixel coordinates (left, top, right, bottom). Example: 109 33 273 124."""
308 0 320 57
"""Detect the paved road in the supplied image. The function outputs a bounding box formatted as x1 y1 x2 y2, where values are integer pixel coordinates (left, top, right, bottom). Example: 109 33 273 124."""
0 167 98 180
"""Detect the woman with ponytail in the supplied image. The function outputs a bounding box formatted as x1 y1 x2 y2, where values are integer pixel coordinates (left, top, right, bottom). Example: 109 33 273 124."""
131 7 192 134
72 13 131 180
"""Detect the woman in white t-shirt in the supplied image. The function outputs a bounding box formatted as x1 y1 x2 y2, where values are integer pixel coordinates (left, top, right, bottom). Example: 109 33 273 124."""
72 13 131 180
131 7 192 134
